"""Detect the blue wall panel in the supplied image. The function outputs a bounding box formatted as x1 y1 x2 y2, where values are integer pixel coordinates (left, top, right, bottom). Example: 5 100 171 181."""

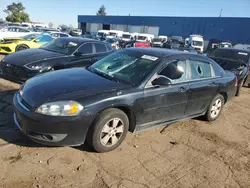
78 15 250 43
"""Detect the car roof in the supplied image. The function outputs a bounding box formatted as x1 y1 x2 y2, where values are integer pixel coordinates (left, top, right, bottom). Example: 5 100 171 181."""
125 48 201 58
216 47 250 53
57 37 104 44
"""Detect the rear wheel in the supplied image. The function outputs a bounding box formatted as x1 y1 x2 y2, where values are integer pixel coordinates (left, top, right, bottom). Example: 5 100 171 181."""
204 94 224 121
16 45 29 51
87 108 129 153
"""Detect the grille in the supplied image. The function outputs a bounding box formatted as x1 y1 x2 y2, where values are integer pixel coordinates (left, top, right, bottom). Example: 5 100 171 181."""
1 61 27 78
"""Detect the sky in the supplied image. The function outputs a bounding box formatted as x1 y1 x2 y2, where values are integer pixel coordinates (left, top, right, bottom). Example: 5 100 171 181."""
0 0 250 27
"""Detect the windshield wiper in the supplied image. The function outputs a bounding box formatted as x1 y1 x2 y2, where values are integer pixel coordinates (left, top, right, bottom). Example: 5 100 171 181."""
89 67 120 83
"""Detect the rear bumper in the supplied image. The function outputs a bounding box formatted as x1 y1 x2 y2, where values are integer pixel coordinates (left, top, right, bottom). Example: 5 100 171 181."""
13 92 95 146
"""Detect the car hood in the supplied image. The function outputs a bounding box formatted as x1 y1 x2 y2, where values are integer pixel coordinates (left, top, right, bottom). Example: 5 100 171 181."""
3 48 65 66
21 68 128 108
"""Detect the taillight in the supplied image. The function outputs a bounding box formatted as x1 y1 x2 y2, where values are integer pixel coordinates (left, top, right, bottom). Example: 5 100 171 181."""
235 76 238 87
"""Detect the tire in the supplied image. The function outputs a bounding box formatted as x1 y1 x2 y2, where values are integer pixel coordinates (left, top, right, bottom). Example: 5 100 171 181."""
204 94 224 121
87 108 129 153
16 45 29 51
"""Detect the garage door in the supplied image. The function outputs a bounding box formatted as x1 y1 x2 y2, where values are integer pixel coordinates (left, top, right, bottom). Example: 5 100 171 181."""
147 26 159 36
111 24 127 31
129 25 142 33
89 23 100 32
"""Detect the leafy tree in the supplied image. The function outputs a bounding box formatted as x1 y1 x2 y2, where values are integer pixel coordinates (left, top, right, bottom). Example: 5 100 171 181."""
96 5 107 16
48 22 53 28
4 2 30 23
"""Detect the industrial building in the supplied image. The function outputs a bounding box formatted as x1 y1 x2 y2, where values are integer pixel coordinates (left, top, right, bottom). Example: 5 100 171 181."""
78 15 250 44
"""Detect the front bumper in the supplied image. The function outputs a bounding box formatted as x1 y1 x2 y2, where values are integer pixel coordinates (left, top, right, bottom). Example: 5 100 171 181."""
0 63 41 84
0 43 16 54
13 92 95 146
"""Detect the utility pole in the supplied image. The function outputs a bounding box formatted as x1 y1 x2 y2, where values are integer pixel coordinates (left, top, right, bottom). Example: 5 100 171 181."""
219 9 223 17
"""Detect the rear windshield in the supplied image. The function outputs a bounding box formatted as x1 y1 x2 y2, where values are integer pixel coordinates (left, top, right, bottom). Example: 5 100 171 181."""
137 36 147 40
153 38 162 42
210 49 250 63
122 34 131 39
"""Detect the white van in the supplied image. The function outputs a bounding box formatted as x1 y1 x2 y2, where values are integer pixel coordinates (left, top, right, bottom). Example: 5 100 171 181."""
137 33 154 42
106 30 123 39
189 35 204 53
152 35 168 47
96 30 110 39
121 32 138 41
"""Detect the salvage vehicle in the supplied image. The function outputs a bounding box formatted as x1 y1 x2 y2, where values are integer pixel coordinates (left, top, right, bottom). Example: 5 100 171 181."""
209 48 250 96
13 48 237 152
106 30 123 39
96 30 110 41
163 36 184 49
0 37 114 83
47 32 71 38
0 34 53 54
219 42 232 48
70 29 82 36
189 35 204 54
136 33 154 43
0 26 35 39
152 36 168 48
121 32 138 42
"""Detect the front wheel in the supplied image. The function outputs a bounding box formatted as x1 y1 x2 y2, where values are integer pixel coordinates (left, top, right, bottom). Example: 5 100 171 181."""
87 108 129 153
204 94 224 121
16 44 29 51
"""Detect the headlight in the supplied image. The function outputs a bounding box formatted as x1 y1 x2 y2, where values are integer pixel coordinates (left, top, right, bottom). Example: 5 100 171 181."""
36 101 84 116
25 62 52 71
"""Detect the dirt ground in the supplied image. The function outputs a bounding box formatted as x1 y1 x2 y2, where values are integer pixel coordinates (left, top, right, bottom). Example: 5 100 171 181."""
0 54 250 188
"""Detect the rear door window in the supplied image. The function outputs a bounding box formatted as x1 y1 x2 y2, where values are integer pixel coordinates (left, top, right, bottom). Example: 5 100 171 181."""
189 60 212 80
94 43 107 53
78 43 93 54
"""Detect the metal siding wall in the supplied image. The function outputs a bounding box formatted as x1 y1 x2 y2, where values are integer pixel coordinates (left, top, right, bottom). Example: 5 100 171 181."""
78 16 250 43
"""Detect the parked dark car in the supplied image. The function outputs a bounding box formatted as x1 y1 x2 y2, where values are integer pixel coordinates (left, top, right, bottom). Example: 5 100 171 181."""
13 48 237 152
0 37 114 84
163 36 184 49
209 48 250 96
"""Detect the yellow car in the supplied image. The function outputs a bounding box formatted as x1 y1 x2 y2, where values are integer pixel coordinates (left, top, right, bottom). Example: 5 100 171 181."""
0 34 53 54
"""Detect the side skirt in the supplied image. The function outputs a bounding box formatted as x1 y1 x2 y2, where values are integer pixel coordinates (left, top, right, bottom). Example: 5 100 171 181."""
134 112 206 132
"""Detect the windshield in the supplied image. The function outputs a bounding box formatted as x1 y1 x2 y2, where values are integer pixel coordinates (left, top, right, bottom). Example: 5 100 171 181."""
122 34 131 39
192 41 203 46
171 38 182 44
210 49 250 63
40 38 81 55
153 38 162 42
23 34 39 41
137 36 147 40
109 32 117 36
88 50 161 85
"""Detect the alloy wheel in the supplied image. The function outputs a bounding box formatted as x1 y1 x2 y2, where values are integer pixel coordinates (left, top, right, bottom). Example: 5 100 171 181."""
100 118 124 147
210 99 222 118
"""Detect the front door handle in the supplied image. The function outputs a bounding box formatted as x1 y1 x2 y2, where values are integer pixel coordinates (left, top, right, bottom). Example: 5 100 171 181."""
178 87 187 92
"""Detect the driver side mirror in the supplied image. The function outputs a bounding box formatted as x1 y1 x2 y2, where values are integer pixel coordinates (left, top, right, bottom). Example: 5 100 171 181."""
74 51 83 56
152 77 171 86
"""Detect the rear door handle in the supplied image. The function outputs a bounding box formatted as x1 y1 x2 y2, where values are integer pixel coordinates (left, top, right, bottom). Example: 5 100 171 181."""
178 87 187 92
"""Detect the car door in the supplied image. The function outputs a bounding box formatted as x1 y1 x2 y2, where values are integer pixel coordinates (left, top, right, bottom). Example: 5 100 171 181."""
66 42 95 68
185 58 219 116
137 59 189 126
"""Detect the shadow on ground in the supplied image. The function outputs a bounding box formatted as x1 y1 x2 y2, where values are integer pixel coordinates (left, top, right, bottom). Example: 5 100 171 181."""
0 89 43 147
0 89 95 151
